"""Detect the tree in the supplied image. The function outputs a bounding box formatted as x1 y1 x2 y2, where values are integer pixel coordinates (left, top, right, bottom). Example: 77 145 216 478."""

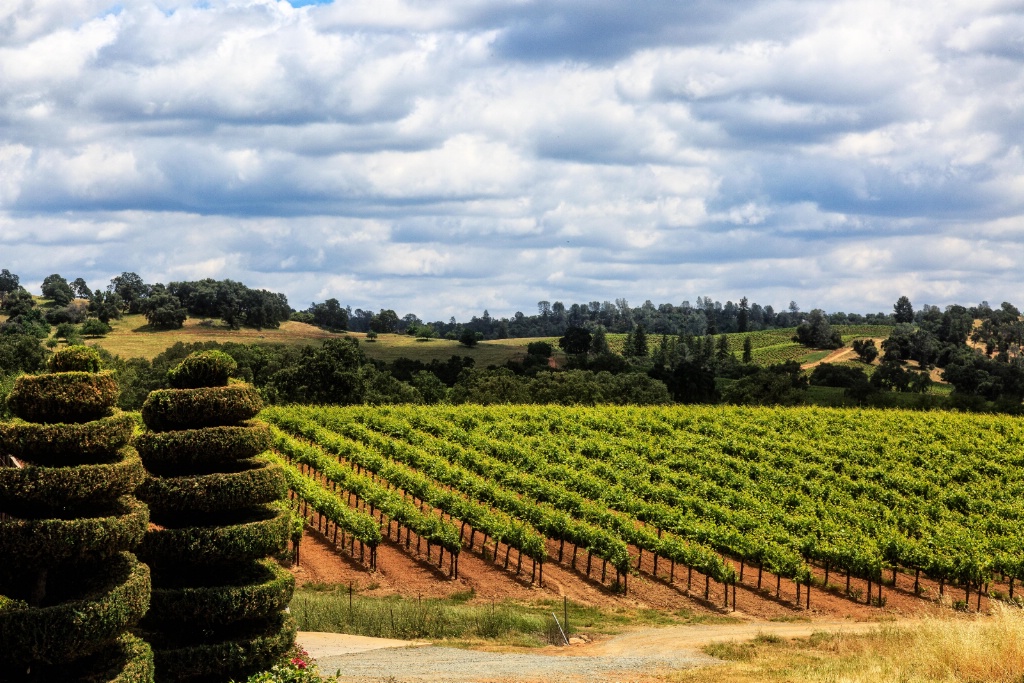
794 309 842 349
370 309 400 334
307 299 348 331
108 272 150 314
88 289 124 324
558 326 593 355
142 292 188 329
40 274 74 306
0 268 19 302
893 295 914 324
81 318 111 337
737 297 750 333
742 336 753 363
459 328 481 347
527 341 553 357
71 277 91 299
852 338 879 363
590 325 610 354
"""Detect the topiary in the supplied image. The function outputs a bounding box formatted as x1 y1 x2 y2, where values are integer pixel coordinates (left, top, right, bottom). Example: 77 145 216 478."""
136 351 292 683
0 354 153 681
167 351 237 389
49 345 103 373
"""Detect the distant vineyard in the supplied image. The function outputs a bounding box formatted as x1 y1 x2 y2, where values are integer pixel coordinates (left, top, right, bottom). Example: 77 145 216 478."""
264 403 1023 611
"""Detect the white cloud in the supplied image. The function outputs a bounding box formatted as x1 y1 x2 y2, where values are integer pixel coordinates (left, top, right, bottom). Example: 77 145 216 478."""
1 0 1023 318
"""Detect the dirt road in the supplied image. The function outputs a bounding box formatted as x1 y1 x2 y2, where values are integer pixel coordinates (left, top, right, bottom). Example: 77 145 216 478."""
299 619 900 682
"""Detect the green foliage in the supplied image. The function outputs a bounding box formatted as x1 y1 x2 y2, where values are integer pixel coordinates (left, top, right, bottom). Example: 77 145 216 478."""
0 411 135 465
558 326 592 355
852 338 879 363
134 422 272 476
0 333 49 375
794 309 843 349
167 350 238 388
8 372 118 424
142 293 187 330
809 363 869 388
49 344 102 373
137 503 291 566
41 273 74 307
150 614 295 683
139 458 286 518
141 383 263 431
81 318 112 337
893 295 915 324
526 340 553 357
0 553 151 667
0 448 146 517
458 328 481 347
146 560 294 627
0 498 149 570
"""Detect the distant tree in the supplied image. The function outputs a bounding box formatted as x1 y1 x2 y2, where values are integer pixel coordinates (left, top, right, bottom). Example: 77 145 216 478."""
41 274 74 306
370 309 400 334
309 298 349 331
526 341 553 358
0 333 49 375
742 336 753 363
590 325 610 354
88 290 124 324
558 326 593 355
852 338 879 363
0 269 19 302
809 363 869 388
632 324 648 357
794 309 842 349
268 337 366 404
108 271 150 314
411 371 448 404
459 329 481 347
81 318 111 337
737 297 750 333
143 293 188 329
1 287 36 318
893 295 915 324
71 277 91 299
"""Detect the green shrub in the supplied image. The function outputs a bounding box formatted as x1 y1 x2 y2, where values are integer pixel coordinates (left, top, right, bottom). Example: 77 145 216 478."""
0 498 149 569
141 384 262 431
8 372 118 424
134 422 271 476
149 614 295 682
146 559 294 627
0 553 150 667
48 345 102 373
0 411 135 465
137 504 290 566
81 318 113 338
139 459 286 518
0 448 146 516
167 350 237 389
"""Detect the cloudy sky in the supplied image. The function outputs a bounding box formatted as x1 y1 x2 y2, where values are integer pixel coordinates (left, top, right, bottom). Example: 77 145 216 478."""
2 0 1023 320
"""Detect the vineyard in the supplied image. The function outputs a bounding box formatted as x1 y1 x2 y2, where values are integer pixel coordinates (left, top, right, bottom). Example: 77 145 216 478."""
264 404 1024 615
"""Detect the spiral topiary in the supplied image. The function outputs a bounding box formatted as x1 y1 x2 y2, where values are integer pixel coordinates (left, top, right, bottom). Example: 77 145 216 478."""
0 347 154 682
136 352 293 683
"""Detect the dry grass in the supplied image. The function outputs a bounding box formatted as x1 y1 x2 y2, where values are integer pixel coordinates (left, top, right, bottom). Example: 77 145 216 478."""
88 314 557 366
669 607 1024 683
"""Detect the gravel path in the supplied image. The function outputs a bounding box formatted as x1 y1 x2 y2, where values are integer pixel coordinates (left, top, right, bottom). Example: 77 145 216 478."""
311 644 719 682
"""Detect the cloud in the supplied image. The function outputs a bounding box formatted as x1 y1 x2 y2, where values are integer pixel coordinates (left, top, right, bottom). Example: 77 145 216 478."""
1 0 1023 320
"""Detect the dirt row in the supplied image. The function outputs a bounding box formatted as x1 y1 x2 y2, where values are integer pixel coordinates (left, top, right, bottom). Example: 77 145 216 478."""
290 504 1009 621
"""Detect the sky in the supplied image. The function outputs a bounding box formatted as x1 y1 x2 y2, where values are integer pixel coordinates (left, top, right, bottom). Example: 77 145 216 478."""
2 0 1023 321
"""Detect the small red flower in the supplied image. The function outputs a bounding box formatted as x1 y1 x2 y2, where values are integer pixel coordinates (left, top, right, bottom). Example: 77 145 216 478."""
290 657 307 670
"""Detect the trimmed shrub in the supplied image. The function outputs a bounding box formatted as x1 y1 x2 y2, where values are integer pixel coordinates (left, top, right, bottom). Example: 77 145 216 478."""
0 552 150 667
167 351 237 389
138 504 290 567
146 560 293 627
134 423 271 476
8 372 118 424
0 411 135 464
139 459 285 518
141 384 262 431
0 448 145 516
49 344 102 373
0 497 149 569
150 614 295 683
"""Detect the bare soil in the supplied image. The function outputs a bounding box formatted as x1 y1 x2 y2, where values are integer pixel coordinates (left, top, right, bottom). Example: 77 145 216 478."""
290 513 1003 622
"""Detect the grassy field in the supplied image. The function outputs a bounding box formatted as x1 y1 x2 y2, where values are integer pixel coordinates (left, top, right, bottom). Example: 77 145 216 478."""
674 607 1024 683
87 314 562 366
